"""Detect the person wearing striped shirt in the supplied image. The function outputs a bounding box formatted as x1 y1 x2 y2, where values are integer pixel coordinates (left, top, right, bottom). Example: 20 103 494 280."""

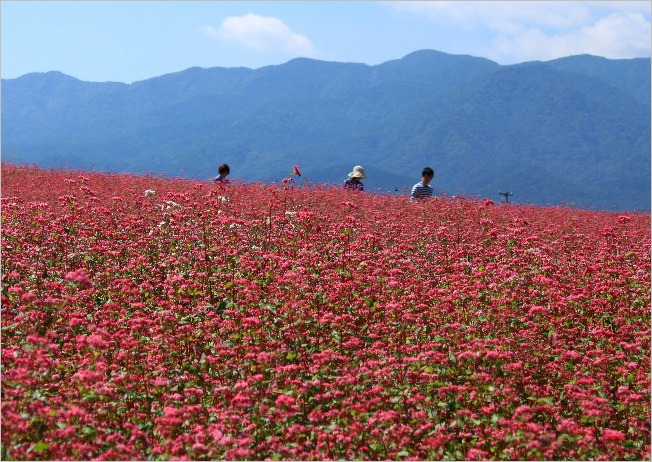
411 167 435 200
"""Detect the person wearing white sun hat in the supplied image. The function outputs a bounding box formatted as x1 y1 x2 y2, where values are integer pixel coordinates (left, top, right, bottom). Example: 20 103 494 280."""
343 165 366 191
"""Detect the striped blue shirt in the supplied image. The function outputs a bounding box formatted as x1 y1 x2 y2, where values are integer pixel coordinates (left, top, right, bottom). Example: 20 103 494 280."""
411 182 433 199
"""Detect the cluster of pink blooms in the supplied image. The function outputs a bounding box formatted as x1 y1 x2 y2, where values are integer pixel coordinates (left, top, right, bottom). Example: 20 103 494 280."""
64 268 93 289
1 163 650 460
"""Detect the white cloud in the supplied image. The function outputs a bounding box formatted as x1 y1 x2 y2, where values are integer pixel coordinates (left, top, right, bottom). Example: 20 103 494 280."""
583 12 651 57
386 1 651 62
492 11 651 62
203 13 316 56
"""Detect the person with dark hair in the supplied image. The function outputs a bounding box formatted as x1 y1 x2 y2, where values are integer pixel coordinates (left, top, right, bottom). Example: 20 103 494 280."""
411 167 434 200
214 164 230 184
343 165 366 191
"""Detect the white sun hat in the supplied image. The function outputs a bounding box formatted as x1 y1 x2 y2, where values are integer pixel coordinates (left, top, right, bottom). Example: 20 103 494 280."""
347 165 367 179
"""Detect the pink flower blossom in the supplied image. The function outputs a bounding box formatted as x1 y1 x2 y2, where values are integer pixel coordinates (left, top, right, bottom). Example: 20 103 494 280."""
602 429 626 442
64 268 93 289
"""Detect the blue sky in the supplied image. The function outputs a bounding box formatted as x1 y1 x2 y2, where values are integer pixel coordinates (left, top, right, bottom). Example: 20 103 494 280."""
2 1 650 83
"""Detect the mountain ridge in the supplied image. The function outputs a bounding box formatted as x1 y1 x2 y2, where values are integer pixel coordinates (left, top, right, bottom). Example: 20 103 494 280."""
2 49 650 210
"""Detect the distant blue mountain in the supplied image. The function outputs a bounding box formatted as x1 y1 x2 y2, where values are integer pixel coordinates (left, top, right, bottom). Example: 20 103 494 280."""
2 49 649 210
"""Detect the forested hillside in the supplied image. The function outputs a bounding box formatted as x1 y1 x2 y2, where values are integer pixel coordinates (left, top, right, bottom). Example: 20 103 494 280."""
2 50 649 210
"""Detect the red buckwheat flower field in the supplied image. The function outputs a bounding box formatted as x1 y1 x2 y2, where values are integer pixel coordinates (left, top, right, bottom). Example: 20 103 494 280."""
1 163 650 460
